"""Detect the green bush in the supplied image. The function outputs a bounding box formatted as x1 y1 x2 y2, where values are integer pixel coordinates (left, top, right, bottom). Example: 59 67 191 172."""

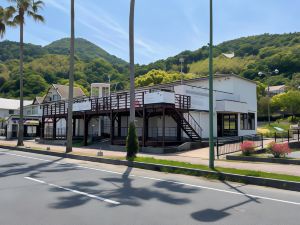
126 122 139 160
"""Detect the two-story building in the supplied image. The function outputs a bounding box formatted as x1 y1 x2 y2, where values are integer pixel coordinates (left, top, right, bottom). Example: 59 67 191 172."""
40 74 257 151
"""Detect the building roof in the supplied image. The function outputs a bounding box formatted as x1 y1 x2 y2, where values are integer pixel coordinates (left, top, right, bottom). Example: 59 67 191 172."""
53 84 86 100
134 73 257 92
33 96 45 105
0 98 32 110
267 85 286 92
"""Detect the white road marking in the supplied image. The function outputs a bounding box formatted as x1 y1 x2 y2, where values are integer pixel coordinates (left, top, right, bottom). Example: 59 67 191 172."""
24 177 120 205
1 150 300 206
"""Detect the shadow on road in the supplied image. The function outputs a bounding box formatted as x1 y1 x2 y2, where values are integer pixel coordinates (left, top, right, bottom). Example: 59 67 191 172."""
191 180 261 222
48 165 200 209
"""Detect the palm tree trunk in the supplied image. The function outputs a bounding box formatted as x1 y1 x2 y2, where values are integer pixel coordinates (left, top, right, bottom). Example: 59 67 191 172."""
17 12 24 147
66 0 75 153
129 0 135 124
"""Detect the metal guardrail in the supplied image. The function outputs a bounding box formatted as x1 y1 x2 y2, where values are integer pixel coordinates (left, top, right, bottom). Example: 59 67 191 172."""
274 129 300 143
215 129 300 158
215 134 263 158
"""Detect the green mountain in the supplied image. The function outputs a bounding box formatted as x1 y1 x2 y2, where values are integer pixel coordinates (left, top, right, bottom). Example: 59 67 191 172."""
136 33 300 86
0 40 47 62
44 38 127 65
0 38 129 99
0 33 300 99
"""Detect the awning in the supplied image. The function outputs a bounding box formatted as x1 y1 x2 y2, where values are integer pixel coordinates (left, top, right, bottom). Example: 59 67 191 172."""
24 120 40 126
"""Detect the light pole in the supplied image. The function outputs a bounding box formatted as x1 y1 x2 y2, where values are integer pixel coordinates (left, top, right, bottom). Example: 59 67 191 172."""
258 69 279 126
108 74 111 95
179 57 184 84
208 0 214 169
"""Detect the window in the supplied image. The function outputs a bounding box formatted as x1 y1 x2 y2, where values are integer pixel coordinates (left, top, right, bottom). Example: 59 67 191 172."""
52 94 59 101
8 110 14 115
222 114 238 136
240 113 255 130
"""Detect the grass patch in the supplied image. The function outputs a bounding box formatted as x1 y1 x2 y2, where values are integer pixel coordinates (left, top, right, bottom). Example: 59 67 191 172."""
133 157 300 183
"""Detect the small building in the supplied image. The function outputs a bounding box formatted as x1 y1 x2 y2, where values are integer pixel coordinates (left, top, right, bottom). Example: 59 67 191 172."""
40 74 257 150
43 84 86 102
0 98 33 138
266 85 286 96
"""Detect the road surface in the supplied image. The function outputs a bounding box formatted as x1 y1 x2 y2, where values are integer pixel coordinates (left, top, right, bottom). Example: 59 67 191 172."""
0 148 299 225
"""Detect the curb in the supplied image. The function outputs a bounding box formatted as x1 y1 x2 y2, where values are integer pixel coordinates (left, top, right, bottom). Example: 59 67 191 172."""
227 155 300 165
1 145 300 192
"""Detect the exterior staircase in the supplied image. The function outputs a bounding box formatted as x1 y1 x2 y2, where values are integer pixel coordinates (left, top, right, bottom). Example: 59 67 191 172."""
170 108 202 141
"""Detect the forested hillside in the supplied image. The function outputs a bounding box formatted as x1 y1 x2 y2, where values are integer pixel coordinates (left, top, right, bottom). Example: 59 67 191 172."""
136 33 300 86
0 33 299 99
0 38 129 99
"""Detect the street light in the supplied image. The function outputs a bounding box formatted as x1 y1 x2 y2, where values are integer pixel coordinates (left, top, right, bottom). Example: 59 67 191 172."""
179 57 184 84
258 69 280 126
108 74 111 95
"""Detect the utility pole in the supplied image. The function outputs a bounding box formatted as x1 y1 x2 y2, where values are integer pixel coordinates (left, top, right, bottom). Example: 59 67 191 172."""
208 0 214 169
66 0 75 153
258 69 279 126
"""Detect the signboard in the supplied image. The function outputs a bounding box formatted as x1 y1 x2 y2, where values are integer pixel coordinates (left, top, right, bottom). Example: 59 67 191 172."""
144 92 175 105
73 101 91 112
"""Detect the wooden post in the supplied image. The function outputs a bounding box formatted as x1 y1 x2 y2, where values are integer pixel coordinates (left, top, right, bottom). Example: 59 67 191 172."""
83 112 88 146
53 117 57 140
110 112 115 145
117 115 121 137
142 108 147 147
41 117 45 139
162 107 165 148
177 123 182 141
73 118 76 136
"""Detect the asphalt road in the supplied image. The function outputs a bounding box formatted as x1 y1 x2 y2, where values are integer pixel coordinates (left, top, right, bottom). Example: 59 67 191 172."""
0 148 299 225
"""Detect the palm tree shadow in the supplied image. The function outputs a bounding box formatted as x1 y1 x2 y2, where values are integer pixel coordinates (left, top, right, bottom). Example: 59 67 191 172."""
48 166 196 209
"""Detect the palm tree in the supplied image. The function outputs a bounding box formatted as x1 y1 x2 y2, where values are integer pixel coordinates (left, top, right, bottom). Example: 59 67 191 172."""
0 6 15 38
6 0 44 146
129 0 135 124
66 0 75 153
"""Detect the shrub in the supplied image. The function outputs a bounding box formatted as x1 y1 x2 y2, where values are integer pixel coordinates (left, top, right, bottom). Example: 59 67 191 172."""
240 141 256 156
126 122 139 160
267 141 291 158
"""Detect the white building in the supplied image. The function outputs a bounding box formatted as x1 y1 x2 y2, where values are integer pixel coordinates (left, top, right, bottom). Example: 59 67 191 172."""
0 98 33 138
41 74 257 149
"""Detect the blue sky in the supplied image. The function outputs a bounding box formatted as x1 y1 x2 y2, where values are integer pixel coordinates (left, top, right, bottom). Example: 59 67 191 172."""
1 0 300 64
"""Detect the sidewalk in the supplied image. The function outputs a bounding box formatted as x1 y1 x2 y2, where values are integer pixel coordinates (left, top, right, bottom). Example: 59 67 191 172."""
1 139 300 177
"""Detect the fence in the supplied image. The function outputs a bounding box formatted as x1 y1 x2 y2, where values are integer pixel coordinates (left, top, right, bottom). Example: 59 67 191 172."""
215 129 300 158
215 134 263 158
274 129 300 143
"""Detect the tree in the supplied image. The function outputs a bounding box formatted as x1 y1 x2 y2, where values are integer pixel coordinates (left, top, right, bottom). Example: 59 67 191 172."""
135 69 197 87
66 0 74 153
0 6 15 37
126 122 139 159
5 0 44 146
271 91 300 118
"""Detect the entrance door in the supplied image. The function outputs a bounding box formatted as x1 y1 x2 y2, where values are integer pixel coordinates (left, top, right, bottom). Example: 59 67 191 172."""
217 114 238 137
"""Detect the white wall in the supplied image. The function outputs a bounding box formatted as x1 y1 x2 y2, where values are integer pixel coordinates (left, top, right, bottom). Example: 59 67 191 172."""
182 76 257 137
0 108 18 118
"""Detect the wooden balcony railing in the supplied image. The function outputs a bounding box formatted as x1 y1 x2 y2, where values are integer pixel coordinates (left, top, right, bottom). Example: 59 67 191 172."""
42 91 191 116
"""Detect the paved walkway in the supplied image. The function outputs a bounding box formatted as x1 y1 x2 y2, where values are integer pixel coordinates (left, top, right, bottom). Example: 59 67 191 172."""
0 139 300 177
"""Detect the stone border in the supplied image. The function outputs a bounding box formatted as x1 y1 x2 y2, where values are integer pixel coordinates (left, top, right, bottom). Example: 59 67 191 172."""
1 145 300 192
226 155 300 165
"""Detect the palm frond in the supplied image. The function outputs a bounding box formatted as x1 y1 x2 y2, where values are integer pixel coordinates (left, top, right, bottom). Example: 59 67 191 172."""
27 11 44 22
0 22 6 38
